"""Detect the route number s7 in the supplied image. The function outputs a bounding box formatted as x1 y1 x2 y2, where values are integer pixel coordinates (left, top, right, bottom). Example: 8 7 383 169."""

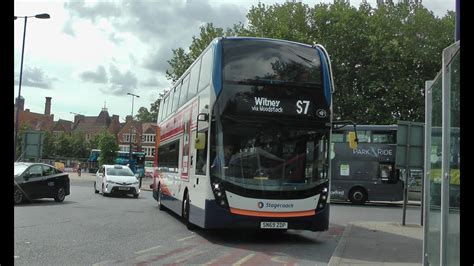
296 100 310 115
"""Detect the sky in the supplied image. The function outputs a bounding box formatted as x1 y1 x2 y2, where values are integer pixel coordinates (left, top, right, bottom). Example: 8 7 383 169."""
14 0 455 123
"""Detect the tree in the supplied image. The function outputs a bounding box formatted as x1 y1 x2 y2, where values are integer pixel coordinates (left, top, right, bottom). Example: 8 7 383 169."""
97 130 119 166
42 131 56 158
165 22 247 83
135 107 154 122
165 1 454 124
56 133 73 158
165 48 192 83
70 132 88 159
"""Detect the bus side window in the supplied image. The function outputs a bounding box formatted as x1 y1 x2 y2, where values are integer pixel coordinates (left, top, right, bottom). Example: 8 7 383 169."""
195 130 208 176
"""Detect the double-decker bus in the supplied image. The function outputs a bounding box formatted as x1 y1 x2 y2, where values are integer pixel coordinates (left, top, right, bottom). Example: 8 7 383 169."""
88 150 146 176
330 125 404 205
152 37 334 231
87 149 100 173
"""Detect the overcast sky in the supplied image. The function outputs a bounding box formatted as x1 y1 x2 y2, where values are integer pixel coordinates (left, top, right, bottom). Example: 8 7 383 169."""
14 0 455 122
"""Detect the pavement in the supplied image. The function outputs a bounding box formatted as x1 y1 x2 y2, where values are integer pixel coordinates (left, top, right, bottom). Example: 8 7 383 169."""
67 171 424 265
328 221 423 265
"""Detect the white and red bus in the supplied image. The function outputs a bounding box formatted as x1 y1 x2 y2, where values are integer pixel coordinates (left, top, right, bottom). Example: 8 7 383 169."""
152 37 335 231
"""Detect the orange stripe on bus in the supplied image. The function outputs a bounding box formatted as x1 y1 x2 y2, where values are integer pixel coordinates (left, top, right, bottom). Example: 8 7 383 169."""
229 208 315 218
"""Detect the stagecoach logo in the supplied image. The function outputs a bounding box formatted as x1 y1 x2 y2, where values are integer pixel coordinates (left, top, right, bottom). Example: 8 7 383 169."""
316 109 327 118
251 97 283 113
257 201 294 209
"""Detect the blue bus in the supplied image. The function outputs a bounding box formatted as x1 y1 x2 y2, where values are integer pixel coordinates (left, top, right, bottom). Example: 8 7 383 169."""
88 149 146 176
153 37 335 231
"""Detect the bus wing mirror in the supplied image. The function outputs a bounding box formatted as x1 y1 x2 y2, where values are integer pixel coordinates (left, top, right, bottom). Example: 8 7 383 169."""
195 133 206 150
348 131 358 149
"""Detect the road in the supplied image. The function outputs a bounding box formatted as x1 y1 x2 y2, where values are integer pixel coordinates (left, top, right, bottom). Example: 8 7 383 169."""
14 178 422 265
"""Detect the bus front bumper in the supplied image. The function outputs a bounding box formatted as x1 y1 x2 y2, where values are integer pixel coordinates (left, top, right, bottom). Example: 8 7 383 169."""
202 200 329 232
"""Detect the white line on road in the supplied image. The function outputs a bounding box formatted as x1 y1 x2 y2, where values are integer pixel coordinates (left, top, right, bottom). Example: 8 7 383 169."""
232 253 255 266
92 260 114 266
134 245 162 255
177 235 196 242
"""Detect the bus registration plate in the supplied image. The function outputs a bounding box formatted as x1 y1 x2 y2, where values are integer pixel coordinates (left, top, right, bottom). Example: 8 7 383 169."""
260 222 288 229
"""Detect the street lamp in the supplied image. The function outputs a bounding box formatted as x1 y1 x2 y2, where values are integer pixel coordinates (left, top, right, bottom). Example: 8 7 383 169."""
127 92 140 161
14 13 50 161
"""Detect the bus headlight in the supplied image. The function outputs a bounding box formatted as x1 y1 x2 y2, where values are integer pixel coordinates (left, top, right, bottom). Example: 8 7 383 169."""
212 182 228 209
317 186 329 211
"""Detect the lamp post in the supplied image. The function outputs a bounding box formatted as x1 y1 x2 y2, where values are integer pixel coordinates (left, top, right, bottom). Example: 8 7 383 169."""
127 92 140 162
14 13 50 161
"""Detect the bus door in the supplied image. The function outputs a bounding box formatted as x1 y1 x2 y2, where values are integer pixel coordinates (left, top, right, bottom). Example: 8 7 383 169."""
181 112 192 181
190 100 209 212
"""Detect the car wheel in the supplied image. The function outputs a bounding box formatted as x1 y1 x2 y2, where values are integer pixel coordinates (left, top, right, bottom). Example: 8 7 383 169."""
54 186 66 202
94 182 99 194
182 192 196 230
133 193 139 198
349 187 367 205
158 184 165 210
14 187 24 204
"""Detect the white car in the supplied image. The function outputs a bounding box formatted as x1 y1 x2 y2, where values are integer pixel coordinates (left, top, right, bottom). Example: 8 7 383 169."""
94 165 140 198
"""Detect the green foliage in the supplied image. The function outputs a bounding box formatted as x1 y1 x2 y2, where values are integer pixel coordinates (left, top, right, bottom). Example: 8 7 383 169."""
97 130 119 167
70 132 89 158
56 133 73 158
42 131 55 158
16 124 32 160
135 107 154 122
88 134 101 151
165 1 455 124
165 48 192 83
165 22 247 83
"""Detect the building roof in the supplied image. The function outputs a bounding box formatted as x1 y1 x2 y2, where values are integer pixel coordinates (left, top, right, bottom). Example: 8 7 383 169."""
51 119 73 133
17 110 54 131
142 122 157 134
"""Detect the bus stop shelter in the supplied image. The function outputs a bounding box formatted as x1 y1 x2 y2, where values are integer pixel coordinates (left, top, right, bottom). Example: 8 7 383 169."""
423 41 460 265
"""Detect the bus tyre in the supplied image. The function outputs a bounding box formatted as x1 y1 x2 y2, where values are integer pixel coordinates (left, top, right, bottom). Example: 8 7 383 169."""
158 185 165 211
349 187 367 205
183 193 196 230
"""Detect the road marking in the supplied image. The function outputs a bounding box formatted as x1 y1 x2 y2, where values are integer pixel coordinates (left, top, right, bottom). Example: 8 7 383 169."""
203 252 229 265
134 245 162 255
177 235 195 242
92 260 114 266
232 253 255 265
174 249 209 264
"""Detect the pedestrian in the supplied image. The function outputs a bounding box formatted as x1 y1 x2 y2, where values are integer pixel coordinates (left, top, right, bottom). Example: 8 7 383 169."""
77 163 81 177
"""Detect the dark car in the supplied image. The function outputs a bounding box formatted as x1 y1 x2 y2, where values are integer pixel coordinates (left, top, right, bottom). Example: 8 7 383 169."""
14 162 70 204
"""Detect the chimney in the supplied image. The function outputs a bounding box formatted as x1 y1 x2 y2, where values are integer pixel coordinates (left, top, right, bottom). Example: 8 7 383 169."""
45 97 52 115
16 96 25 111
25 109 30 112
126 115 132 122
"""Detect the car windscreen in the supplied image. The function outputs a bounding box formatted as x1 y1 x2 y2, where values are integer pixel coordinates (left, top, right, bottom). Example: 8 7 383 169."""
106 168 134 176
14 164 29 176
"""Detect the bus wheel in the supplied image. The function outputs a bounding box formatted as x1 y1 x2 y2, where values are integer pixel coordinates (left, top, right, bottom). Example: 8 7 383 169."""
183 192 196 230
349 187 367 205
158 184 165 211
